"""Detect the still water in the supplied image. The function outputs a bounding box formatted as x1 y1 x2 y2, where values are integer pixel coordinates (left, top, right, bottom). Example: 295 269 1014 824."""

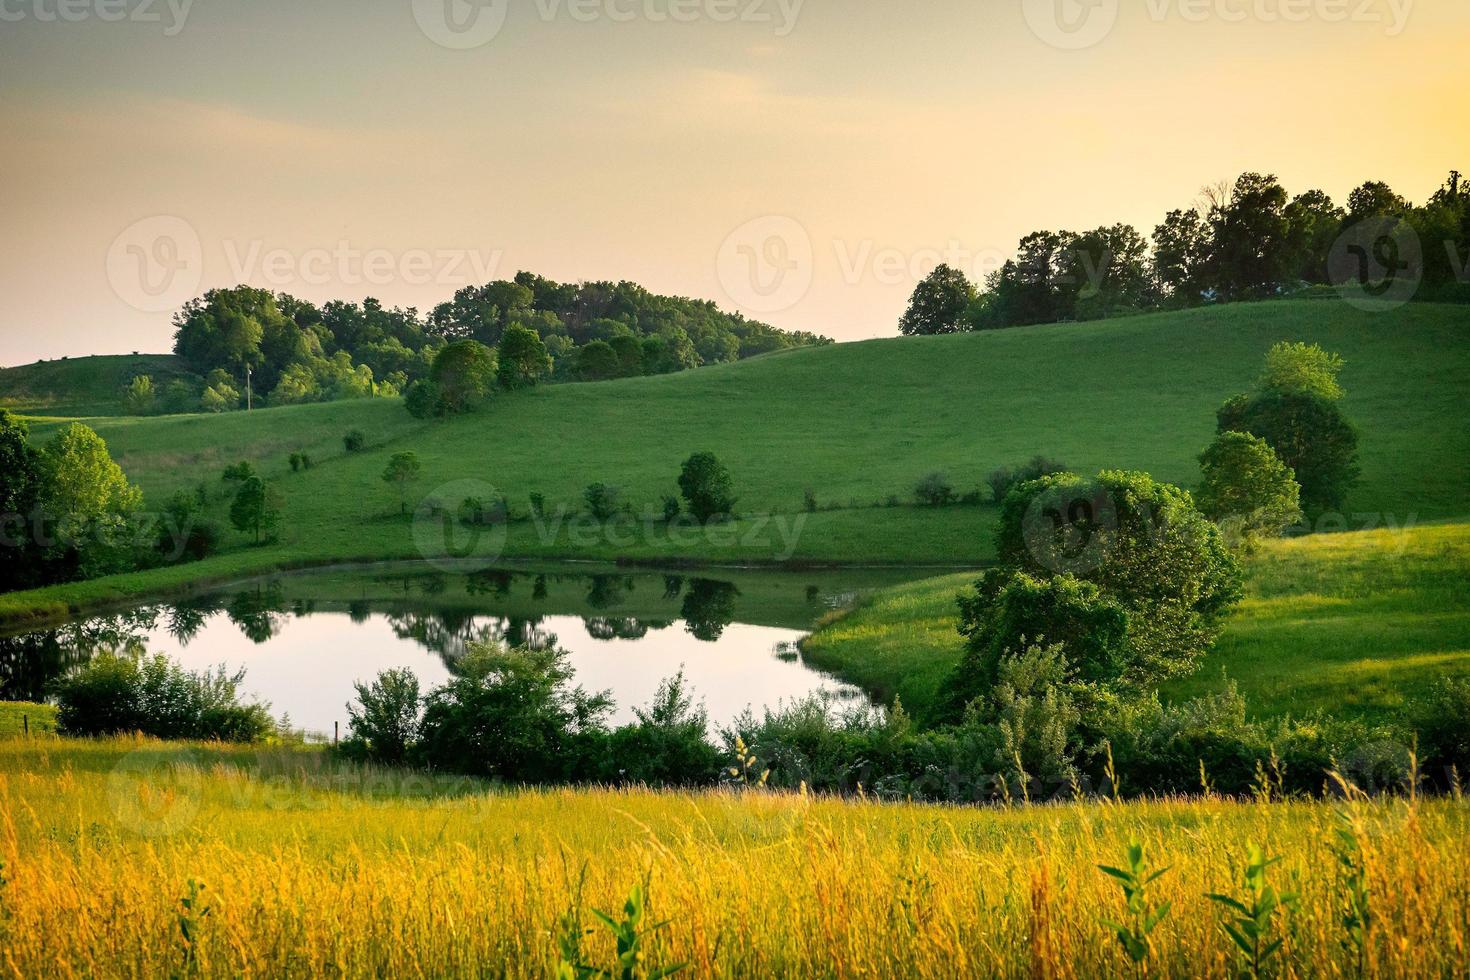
0 563 928 735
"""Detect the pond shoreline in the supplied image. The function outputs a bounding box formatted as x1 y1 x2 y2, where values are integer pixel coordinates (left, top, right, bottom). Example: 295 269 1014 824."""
0 548 986 634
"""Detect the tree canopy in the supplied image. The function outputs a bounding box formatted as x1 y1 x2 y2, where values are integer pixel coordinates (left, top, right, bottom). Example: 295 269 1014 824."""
904 169 1469 332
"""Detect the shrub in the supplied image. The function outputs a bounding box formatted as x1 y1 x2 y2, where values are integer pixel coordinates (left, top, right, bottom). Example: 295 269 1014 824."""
122 375 155 415
1415 678 1470 778
981 642 1081 786
404 378 444 419
584 483 622 521
529 492 546 517
596 672 722 786
914 472 955 507
343 430 366 453
155 490 218 563
661 494 681 523
803 488 818 513
1196 431 1302 551
678 452 736 523
945 570 1129 720
288 453 303 473
53 652 274 742
416 642 612 782
996 470 1243 684
345 668 421 765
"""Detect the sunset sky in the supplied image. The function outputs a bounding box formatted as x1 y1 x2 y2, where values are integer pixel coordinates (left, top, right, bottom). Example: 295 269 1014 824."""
2 0 1466 364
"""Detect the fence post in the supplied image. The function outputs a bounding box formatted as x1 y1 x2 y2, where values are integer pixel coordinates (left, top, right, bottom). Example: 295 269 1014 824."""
22 714 28 738
334 720 339 748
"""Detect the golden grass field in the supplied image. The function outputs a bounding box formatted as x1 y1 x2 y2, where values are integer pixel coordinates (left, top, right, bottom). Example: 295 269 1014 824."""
2 737 1467 978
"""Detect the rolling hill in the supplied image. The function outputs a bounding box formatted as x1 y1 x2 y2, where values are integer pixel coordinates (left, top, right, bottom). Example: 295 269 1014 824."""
0 353 188 418
2 298 1467 625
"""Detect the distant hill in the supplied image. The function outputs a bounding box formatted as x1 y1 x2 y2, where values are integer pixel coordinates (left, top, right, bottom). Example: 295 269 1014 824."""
15 298 1467 576
0 354 189 418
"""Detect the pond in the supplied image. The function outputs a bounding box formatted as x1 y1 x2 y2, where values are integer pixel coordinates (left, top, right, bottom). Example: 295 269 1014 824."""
0 563 933 736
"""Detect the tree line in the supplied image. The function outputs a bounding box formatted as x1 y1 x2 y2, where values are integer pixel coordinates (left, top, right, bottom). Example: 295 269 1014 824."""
156 273 830 415
899 170 1470 334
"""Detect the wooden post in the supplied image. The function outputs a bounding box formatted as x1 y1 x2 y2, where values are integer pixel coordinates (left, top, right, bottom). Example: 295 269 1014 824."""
22 714 28 738
334 720 339 747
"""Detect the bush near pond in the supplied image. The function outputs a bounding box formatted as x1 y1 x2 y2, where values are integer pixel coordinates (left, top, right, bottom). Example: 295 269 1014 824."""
53 652 274 742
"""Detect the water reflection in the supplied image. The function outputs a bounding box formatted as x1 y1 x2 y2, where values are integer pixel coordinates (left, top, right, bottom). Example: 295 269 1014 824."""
0 564 913 734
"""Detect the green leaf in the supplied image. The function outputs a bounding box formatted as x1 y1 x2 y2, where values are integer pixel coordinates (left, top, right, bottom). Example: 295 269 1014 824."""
1206 893 1249 914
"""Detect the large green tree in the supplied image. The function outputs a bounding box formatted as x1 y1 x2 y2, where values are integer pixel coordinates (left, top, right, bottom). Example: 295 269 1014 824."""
0 410 46 590
995 470 1243 683
1218 343 1359 515
898 264 976 335
1216 392 1359 516
496 324 552 390
40 423 144 577
428 340 497 414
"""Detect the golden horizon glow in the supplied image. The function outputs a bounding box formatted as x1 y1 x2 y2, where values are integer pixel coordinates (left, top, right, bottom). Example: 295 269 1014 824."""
0 0 1466 363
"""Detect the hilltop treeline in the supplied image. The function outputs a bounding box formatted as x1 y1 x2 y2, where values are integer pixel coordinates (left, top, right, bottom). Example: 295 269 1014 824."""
901 170 1470 334
161 273 829 413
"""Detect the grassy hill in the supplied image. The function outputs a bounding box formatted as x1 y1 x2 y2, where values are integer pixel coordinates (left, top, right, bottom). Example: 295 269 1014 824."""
2 299 1467 625
800 521 1470 725
0 353 188 417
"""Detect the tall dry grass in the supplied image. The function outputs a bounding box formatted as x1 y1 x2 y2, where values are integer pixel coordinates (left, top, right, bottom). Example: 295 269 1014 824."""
1 737 1467 977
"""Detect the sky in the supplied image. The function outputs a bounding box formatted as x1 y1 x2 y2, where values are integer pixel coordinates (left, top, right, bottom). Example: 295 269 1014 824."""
1 0 1466 364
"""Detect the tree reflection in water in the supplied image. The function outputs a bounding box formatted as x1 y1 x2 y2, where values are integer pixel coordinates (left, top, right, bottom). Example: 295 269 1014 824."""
0 568 760 701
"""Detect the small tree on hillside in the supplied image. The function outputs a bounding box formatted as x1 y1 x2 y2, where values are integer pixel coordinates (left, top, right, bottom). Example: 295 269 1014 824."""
583 483 622 521
678 452 736 523
382 452 422 515
1217 390 1358 516
898 264 976 336
229 475 280 545
1196 431 1302 552
122 375 156 415
497 324 552 390
914 472 955 506
1218 342 1358 516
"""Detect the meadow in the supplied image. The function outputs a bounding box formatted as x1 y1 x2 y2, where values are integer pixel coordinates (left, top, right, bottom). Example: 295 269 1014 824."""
802 520 1470 725
3 299 1468 627
1 736 1466 978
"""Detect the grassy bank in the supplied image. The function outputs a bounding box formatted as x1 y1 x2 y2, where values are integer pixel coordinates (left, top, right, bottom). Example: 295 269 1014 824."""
2 737 1466 977
802 521 1470 725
